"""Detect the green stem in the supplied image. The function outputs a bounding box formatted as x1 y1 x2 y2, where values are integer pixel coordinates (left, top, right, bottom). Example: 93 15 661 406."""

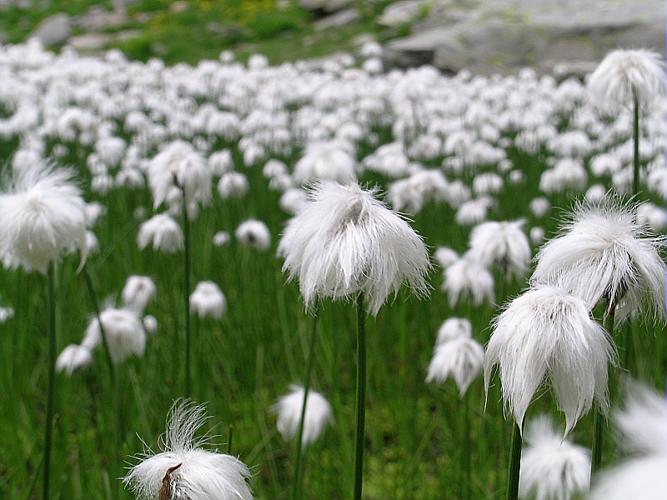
82 269 115 380
112 368 121 500
463 393 471 500
42 262 56 500
506 422 522 500
353 294 367 500
226 425 233 455
82 268 120 498
182 193 192 398
291 307 319 500
632 90 640 196
592 306 616 473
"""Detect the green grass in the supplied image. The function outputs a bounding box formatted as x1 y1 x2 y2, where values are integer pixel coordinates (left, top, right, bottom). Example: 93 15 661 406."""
0 128 665 499
1 0 393 65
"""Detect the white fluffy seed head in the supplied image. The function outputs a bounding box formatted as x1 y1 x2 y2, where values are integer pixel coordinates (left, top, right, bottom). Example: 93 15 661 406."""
124 400 253 500
588 49 664 113
55 344 93 376
122 275 157 314
278 182 430 316
589 383 667 500
531 198 665 321
433 246 459 269
0 162 87 274
441 253 495 308
426 337 484 396
272 385 333 447
436 317 472 344
485 286 615 434
292 142 357 186
235 220 271 251
137 214 184 253
189 281 226 320
519 415 591 500
82 307 146 364
469 220 531 278
147 140 211 210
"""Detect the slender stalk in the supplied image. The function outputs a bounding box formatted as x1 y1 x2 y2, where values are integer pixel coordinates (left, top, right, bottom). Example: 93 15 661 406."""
506 422 522 500
592 305 616 473
82 269 115 379
463 392 471 500
226 425 233 454
82 268 120 498
632 90 640 196
42 261 56 500
353 294 367 500
181 191 192 398
290 307 319 500
112 367 121 500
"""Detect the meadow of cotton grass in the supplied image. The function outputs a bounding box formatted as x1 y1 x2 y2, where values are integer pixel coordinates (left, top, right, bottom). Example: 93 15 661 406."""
0 39 666 500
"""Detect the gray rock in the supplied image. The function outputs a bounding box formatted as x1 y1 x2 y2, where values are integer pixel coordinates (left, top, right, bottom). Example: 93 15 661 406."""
299 0 351 14
384 0 665 74
31 13 71 46
378 0 427 28
314 8 360 30
76 6 128 32
68 33 113 51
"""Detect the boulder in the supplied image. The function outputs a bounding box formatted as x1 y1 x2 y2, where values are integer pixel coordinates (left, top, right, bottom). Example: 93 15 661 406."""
384 0 665 74
378 0 428 28
76 6 129 31
299 0 352 14
314 9 360 31
30 13 71 46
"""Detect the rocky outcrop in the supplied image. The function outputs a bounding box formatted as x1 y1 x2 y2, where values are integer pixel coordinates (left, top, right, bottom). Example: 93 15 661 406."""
383 0 665 75
30 14 72 46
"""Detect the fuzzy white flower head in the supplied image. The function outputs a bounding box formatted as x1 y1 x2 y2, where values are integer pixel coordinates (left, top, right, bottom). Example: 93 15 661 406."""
82 307 146 364
585 184 607 203
278 182 430 316
531 199 665 320
212 231 230 247
122 275 157 314
124 401 253 500
190 281 226 320
436 317 472 344
529 226 545 245
529 197 551 218
588 49 664 113
519 415 590 500
293 142 357 186
84 201 105 227
138 214 184 253
426 337 484 396
56 344 93 376
455 197 493 226
235 220 271 251
0 162 87 273
217 172 249 199
636 202 667 232
143 315 158 336
147 141 211 210
0 306 14 324
84 231 99 255
469 220 531 278
208 150 233 176
442 253 495 308
279 188 308 215
272 385 333 447
589 383 667 500
434 247 459 269
485 286 615 433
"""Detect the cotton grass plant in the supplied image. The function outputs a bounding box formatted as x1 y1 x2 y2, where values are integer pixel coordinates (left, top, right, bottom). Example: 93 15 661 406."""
278 181 429 499
0 161 87 499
